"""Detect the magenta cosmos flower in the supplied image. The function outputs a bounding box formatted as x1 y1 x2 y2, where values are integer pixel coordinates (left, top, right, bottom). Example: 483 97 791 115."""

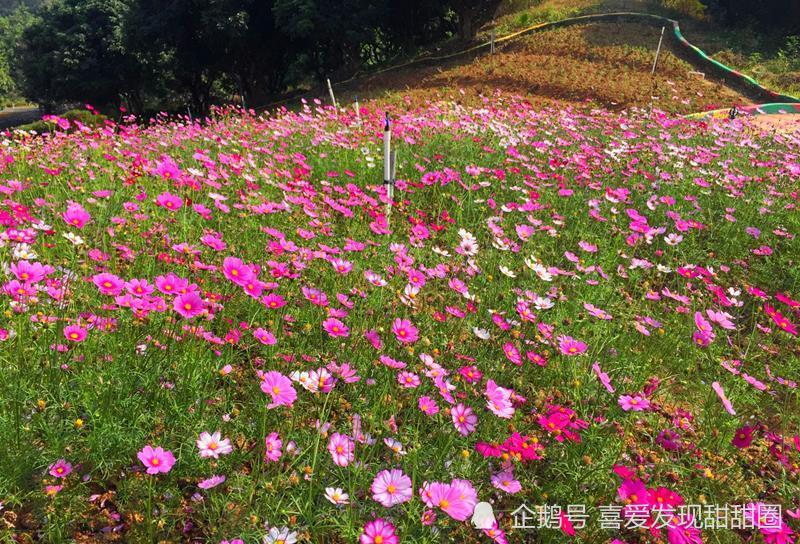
137 445 176 475
253 327 277 345
451 403 478 436
371 468 413 507
62 203 91 228
260 371 297 409
92 272 124 296
322 317 349 338
155 191 183 211
360 518 398 544
327 432 354 467
173 292 206 318
558 335 587 356
391 318 419 344
48 459 72 479
63 324 87 342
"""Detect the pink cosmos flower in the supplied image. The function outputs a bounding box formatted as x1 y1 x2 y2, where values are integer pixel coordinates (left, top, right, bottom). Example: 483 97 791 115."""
253 327 277 345
392 318 419 344
327 433 355 467
92 273 124 296
711 381 736 416
491 469 521 494
397 371 420 388
424 479 478 521
137 445 176 474
485 380 514 419
196 431 233 459
62 203 91 228
618 393 650 412
360 518 398 544
10 260 48 283
322 317 349 338
155 191 183 211
418 396 440 416
264 432 282 462
63 324 87 342
174 292 206 318
371 469 413 507
451 403 478 436
48 459 72 479
592 361 615 393
558 335 587 356
198 475 226 489
260 371 297 409
222 256 253 286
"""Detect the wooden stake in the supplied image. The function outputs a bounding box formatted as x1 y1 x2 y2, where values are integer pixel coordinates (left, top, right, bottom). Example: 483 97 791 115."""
652 26 665 76
327 78 338 110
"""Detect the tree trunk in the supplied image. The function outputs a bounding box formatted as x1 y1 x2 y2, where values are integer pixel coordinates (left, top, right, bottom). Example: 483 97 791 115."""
457 7 475 41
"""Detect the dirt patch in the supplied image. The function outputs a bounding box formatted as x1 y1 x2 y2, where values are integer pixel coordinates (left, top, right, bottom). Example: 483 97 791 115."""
747 113 800 135
332 22 748 114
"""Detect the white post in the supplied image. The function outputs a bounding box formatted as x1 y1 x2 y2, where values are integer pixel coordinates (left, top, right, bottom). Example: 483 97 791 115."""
383 113 392 219
327 78 338 111
652 26 665 76
491 29 496 54
354 96 361 124
187 106 193 123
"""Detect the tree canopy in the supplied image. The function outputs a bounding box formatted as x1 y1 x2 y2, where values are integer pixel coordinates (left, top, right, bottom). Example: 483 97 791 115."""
8 0 502 115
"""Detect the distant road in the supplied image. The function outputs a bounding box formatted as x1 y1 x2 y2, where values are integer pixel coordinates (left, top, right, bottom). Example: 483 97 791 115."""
0 106 40 130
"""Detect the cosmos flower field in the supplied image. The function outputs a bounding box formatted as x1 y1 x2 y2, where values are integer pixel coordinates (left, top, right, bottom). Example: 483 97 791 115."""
0 96 799 543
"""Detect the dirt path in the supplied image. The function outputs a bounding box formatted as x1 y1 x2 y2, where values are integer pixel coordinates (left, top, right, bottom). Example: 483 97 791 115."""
0 106 40 131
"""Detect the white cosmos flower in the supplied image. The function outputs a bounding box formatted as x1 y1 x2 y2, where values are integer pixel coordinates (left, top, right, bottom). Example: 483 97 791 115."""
13 244 38 259
263 527 297 544
534 296 554 310
324 487 349 505
384 437 407 455
63 232 84 246
473 327 490 340
499 266 516 278
531 263 553 282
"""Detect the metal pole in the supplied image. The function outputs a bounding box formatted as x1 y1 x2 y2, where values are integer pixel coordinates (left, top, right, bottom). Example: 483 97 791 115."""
383 113 393 220
652 26 665 76
327 78 338 111
491 29 496 54
354 96 361 124
187 106 193 123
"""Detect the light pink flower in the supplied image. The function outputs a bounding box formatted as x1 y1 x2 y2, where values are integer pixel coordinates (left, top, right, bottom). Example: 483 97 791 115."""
371 469 413 507
327 433 354 467
451 403 477 435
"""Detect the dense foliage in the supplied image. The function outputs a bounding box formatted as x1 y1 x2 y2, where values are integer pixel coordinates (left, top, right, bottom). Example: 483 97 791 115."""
11 0 498 114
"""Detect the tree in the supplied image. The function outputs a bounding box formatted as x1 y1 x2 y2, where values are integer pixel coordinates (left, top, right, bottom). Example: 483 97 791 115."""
0 6 36 105
18 0 141 111
448 0 502 41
